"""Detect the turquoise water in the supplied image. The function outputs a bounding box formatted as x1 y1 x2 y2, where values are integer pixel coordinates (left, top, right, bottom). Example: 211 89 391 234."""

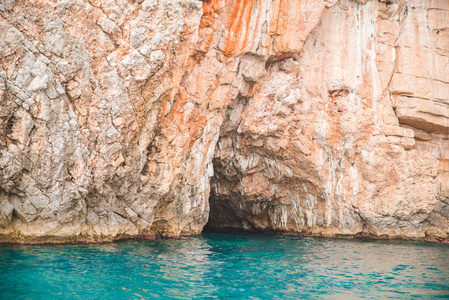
1 234 448 299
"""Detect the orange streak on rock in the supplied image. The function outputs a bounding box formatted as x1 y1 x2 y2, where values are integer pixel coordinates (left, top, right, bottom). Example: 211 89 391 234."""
200 0 221 29
161 91 187 133
189 114 207 149
197 0 224 53
223 0 256 56
160 88 208 151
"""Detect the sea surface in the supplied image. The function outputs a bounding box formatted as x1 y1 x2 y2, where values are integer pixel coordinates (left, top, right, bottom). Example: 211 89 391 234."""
1 233 448 299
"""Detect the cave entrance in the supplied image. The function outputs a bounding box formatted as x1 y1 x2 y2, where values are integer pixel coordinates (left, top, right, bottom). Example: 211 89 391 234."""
203 194 241 233
203 190 262 234
203 191 235 233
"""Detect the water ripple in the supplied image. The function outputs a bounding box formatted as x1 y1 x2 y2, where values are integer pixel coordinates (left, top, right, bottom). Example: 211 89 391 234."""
0 234 448 299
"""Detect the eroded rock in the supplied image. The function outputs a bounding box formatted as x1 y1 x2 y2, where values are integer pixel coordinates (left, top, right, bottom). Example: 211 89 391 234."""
0 0 447 243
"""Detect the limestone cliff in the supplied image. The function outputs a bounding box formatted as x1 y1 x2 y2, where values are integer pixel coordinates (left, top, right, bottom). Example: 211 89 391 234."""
0 0 448 243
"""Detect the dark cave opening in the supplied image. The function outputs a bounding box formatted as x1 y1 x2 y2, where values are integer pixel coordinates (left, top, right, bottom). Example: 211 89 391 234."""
202 201 245 234
203 193 240 233
202 188 246 234
202 190 266 234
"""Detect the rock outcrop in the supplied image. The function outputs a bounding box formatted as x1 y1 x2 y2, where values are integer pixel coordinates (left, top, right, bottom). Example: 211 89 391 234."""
0 0 448 243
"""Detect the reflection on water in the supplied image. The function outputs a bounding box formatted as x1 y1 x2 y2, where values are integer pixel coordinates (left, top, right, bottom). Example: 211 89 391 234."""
1 234 448 299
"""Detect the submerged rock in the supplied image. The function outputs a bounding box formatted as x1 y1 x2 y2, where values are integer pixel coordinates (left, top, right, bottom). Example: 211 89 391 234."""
0 0 448 243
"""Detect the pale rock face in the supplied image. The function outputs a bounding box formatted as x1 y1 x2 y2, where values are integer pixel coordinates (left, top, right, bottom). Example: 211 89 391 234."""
208 0 449 240
0 0 447 243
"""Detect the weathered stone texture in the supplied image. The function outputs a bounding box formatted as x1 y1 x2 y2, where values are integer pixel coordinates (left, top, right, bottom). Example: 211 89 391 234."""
0 0 447 243
209 0 449 241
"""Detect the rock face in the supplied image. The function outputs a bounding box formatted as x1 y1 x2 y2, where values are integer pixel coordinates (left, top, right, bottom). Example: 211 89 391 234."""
0 0 448 243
